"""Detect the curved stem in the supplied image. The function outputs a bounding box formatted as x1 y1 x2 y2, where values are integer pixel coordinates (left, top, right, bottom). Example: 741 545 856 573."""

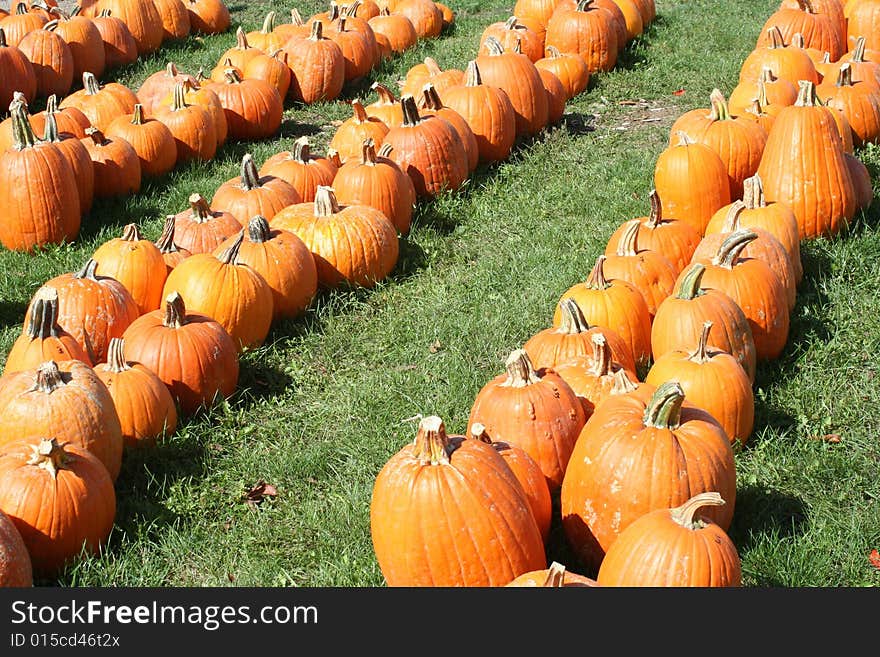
234 25 250 50
586 255 609 290
105 337 130 373
469 422 491 444
34 360 65 394
189 193 214 223
361 138 378 165
674 130 694 146
611 368 638 395
744 174 766 209
767 25 784 49
260 10 275 33
557 298 591 334
709 88 730 121
291 8 305 26
247 215 271 243
483 35 505 56
10 99 36 151
314 186 341 216
411 415 450 465
351 98 369 123
670 492 725 529
292 136 311 162
502 349 541 387
689 320 713 364
615 219 641 257
423 56 442 76
645 190 663 228
239 154 261 191
576 0 594 11
85 126 107 146
26 438 68 479
371 81 397 105
721 201 747 233
121 223 142 242
711 230 758 269
155 215 181 254
464 59 482 87
25 287 60 339
836 62 853 88
420 83 443 111
74 259 99 280
83 71 101 95
376 143 393 158
163 292 186 328
217 230 245 265
643 381 685 429
675 263 706 300
589 332 611 377
542 562 568 587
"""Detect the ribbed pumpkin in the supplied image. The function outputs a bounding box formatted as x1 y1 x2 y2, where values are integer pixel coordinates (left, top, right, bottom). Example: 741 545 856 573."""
417 83 480 173
365 82 403 128
0 437 115 577
757 0 845 60
0 508 31 587
40 110 94 215
211 153 301 226
106 104 177 178
368 7 416 53
260 137 339 203
542 65 568 125
17 19 73 98
596 492 742 587
506 561 599 587
271 186 399 288
329 98 390 163
122 292 239 416
3 286 90 375
332 139 417 235
97 0 163 55
381 94 469 198
400 56 463 98
545 0 618 72
208 68 283 141
152 0 191 42
0 92 90 151
466 349 587 491
783 0 846 37
172 76 227 147
469 422 552 544
91 8 138 69
370 415 547 586
479 16 544 62
0 360 123 481
246 11 286 53
154 214 192 272
243 48 291 100
514 0 564 27
560 381 737 572
152 82 218 162
0 3 47 47
740 26 819 86
646 320 754 446
216 217 318 321
756 80 856 239
728 66 798 116
524 297 637 372
185 0 231 35
162 233 274 351
653 131 732 236
136 61 197 115
38 259 140 365
81 126 142 199
839 36 880 86
326 15 375 82
42 6 104 82
442 60 517 164
59 71 137 132
92 223 167 315
345 0 380 20
273 6 309 42
817 61 880 146
394 0 443 38
553 0 629 54
284 21 345 104
706 174 803 284
535 46 591 99
172 193 242 255
475 36 549 137
0 99 80 253
94 337 178 448
602 219 678 318
0 27 37 108
846 151 874 210
554 255 653 370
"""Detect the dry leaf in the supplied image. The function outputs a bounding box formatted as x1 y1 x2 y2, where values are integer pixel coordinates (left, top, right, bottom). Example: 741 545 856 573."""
619 100 640 106
429 340 443 353
243 480 279 508
869 549 880 570
227 573 236 582
809 434 842 443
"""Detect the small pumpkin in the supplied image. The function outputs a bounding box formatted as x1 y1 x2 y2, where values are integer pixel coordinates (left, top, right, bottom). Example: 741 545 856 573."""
92 223 168 315
817 61 880 146
211 152 302 226
185 0 231 35
152 81 218 163
506 561 598 587
260 137 339 203
81 126 142 199
417 82 480 173
328 98 390 164
367 7 417 53
0 508 32 587
244 48 291 100
366 81 404 127
106 103 178 178
741 25 819 86
172 192 242 255
479 16 545 62
59 71 138 132
535 46 591 100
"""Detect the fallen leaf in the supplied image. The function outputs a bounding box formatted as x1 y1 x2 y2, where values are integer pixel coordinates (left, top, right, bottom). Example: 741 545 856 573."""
243 480 279 508
869 549 880 570
817 434 842 443
673 88 686 96
429 340 443 353
619 99 640 106
227 573 236 582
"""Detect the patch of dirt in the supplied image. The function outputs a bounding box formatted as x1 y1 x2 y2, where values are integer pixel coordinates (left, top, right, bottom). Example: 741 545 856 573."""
592 97 679 134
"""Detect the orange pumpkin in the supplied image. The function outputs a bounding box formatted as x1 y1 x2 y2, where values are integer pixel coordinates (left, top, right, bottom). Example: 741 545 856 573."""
135 61 197 116
17 19 74 98
416 83 480 173
172 192 242 255
260 137 339 203
92 223 167 315
0 27 37 108
743 25 820 85
154 214 192 272
506 561 599 587
479 16 545 62
283 20 345 104
152 82 218 163
211 153 301 226
207 68 283 141
59 72 137 132
535 46 590 100
105 103 178 178
81 126 142 199
91 9 138 69
545 0 618 72
0 508 32 587
329 98 390 163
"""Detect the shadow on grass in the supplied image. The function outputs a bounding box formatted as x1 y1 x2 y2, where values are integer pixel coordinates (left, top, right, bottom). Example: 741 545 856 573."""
0 299 26 332
726 483 808 558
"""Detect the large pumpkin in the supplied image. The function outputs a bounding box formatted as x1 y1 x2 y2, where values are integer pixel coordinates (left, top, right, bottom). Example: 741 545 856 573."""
152 81 218 163
91 223 167 315
106 103 178 178
16 20 74 99
0 27 37 108
260 138 339 204
59 71 137 132
39 109 94 215
95 0 163 55
283 21 345 104
545 0 618 72
0 508 32 587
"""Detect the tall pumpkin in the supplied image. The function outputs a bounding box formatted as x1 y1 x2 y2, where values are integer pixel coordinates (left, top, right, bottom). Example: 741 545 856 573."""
152 82 218 163
91 223 167 315
0 27 37 108
95 0 163 55
17 19 74 98
283 21 345 104
328 98 390 164
545 0 618 72
59 71 138 132
41 110 94 215
106 104 178 178
91 9 138 69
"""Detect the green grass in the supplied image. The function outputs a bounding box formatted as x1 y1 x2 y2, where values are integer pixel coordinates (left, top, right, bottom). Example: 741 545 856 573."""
2 0 880 587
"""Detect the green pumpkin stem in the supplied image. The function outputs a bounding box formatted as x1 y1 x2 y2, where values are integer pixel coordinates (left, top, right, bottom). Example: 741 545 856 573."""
542 562 568 587
314 186 341 216
690 320 714 364
400 94 422 127
217 230 245 265
615 219 641 257
42 110 62 143
643 381 686 429
676 263 707 300
34 360 65 394
589 333 612 376
557 298 591 334
105 337 131 373
464 60 482 86
411 415 451 465
712 230 758 269
709 88 731 121
25 287 61 339
586 255 610 290
247 215 272 243
721 200 747 232
239 154 261 190
163 292 186 328
26 438 68 479
9 99 37 151
670 492 725 529
503 349 541 387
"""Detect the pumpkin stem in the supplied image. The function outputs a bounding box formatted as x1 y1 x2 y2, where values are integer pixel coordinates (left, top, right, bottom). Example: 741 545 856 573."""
9 99 37 151
327 148 342 167
0 29 6 49
836 62 853 87
291 136 311 162
586 255 609 290
709 88 730 121
163 292 186 328
589 333 612 376
44 19 60 32
675 263 707 300
247 215 272 243
345 0 361 18
121 223 143 242
217 230 245 265
411 415 451 465
674 130 694 146
376 143 393 158
464 59 482 86
260 11 276 33
484 35 505 56
239 154 262 191
615 219 641 257
371 82 397 106
423 56 442 76
155 215 181 254
610 368 639 395
797 0 815 13
420 83 444 111
291 8 305 25
542 562 568 587
105 337 131 373
712 230 759 269
721 200 747 233
189 193 214 223
224 68 244 84
767 25 784 49
576 0 595 10
42 110 62 143
643 381 685 429
758 66 776 84
85 126 108 146
670 492 726 529
400 94 422 126
645 190 663 228
33 360 66 394
309 18 324 40
82 71 100 95
502 349 541 387
469 422 491 444
689 320 714 364
557 298 591 334
25 286 61 339
314 186 341 216
235 25 250 49
361 137 378 165
794 80 819 107
743 174 766 209
852 36 867 63
74 259 99 280
350 98 369 123
131 103 146 125
26 438 68 479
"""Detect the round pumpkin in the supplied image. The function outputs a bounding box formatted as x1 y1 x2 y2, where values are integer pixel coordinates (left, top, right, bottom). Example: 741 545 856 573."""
260 137 339 203
0 508 32 587
211 152 301 226
91 223 167 315
91 9 138 69
0 27 37 109
106 103 178 178
59 71 138 132
173 192 242 255
506 561 598 587
152 81 218 163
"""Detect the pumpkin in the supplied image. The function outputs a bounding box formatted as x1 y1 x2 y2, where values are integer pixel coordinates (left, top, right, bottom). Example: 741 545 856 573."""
545 0 618 73
43 6 104 82
373 29 392 61
846 0 880 51
539 67 567 124
442 59 517 164
514 0 564 28
368 7 417 53
394 0 443 39
0 92 89 151
152 81 218 162
741 26 819 86
60 71 137 132
92 223 167 315
216 216 318 321
0 27 37 108
466 348 586 491
607 0 644 40
211 153 301 227
272 7 309 43
553 0 628 54
756 80 856 239
400 56 464 98
738 93 783 134
97 0 163 55
106 104 177 178
0 509 31 587
0 437 115 577
560 381 737 571
38 259 140 364
327 15 376 82
728 66 798 116
370 415 547 586
707 174 803 284
246 11 287 53
271 185 399 288
554 255 653 370
284 21 345 104
0 98 80 253
173 76 227 147
475 36 549 137
3 286 91 375
81 126 142 199
152 0 191 42
172 192 241 255
602 218 678 318
91 8 138 69
207 68 283 141
479 16 545 63
329 98 390 163
469 422 552 544
122 292 239 415
506 561 598 587
382 94 470 197
260 137 339 203
185 0 230 35
345 0 380 20
596 492 742 586
0 3 47 47
845 151 874 210
653 131 732 236
417 83 480 173
817 61 880 146
40 109 94 214
783 0 847 36
524 297 636 372
244 48 291 100
331 139 417 235
757 0 845 60
136 61 197 116
535 46 590 99
154 213 192 272
17 19 73 98
840 36 880 86
161 232 274 351
0 360 123 481
366 82 404 127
